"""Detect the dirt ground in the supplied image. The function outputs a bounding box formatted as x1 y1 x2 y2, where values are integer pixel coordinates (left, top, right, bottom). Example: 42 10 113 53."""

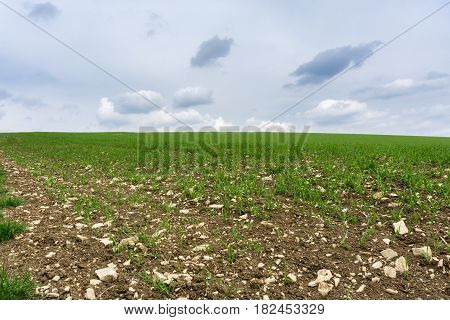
0 153 448 300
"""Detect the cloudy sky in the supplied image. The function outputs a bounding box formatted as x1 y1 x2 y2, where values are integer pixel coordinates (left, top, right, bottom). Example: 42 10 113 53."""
0 0 449 136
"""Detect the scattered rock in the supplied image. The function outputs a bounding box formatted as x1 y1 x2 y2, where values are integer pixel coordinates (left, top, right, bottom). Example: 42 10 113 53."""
287 273 297 283
264 276 276 285
90 279 102 286
98 238 113 246
383 266 396 278
333 278 340 287
85 288 96 300
372 261 383 269
75 223 87 230
373 192 383 199
381 248 398 260
382 238 391 245
179 209 190 214
308 269 333 287
76 235 88 242
371 277 380 283
318 282 333 296
208 204 224 209
45 252 56 258
393 220 408 235
119 236 138 247
193 244 209 252
257 263 265 269
92 223 105 229
412 246 432 261
388 202 399 208
395 256 409 274
95 267 118 282
385 288 398 295
263 295 270 300
52 276 60 282
356 284 366 293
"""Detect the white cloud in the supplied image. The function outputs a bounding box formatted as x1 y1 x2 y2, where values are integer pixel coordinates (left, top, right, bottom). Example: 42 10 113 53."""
174 87 213 108
356 73 450 99
96 92 230 130
112 90 166 114
245 117 296 132
307 99 367 119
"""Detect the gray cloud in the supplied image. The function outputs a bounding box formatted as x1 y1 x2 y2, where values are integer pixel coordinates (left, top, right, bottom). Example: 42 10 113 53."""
174 87 213 108
0 88 44 108
288 41 381 86
355 72 450 99
146 12 166 37
0 108 4 119
112 90 166 114
0 89 12 101
27 2 60 21
190 35 233 67
11 95 45 108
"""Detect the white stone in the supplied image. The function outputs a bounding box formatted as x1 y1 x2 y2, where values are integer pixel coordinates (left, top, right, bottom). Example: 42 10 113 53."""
179 209 190 214
318 282 333 296
333 278 340 287
263 295 270 300
209 204 224 209
45 252 56 258
257 263 265 268
308 269 333 287
412 246 432 261
76 235 88 242
52 276 60 282
382 238 391 245
203 256 213 261
119 236 138 247
356 284 366 293
381 248 398 260
85 288 96 300
385 288 398 295
90 279 102 286
98 238 113 246
287 273 297 283
264 276 276 285
371 261 383 269
92 223 105 229
393 220 408 235
383 266 396 278
395 256 409 274
371 277 380 283
75 223 87 230
95 267 118 282
193 244 209 252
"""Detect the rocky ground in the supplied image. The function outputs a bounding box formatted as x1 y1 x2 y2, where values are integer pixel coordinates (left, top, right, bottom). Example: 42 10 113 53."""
0 153 449 300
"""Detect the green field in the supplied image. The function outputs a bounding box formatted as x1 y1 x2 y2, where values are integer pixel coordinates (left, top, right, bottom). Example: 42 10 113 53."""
1 132 448 223
0 132 448 299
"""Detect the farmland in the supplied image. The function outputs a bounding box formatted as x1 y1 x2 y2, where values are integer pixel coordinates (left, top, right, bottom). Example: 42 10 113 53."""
0 132 448 300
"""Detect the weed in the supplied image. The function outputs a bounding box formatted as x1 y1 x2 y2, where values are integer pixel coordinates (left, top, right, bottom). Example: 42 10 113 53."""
0 215 26 243
0 267 36 300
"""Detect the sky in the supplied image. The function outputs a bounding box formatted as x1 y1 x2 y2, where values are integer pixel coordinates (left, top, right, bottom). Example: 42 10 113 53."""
0 0 449 136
